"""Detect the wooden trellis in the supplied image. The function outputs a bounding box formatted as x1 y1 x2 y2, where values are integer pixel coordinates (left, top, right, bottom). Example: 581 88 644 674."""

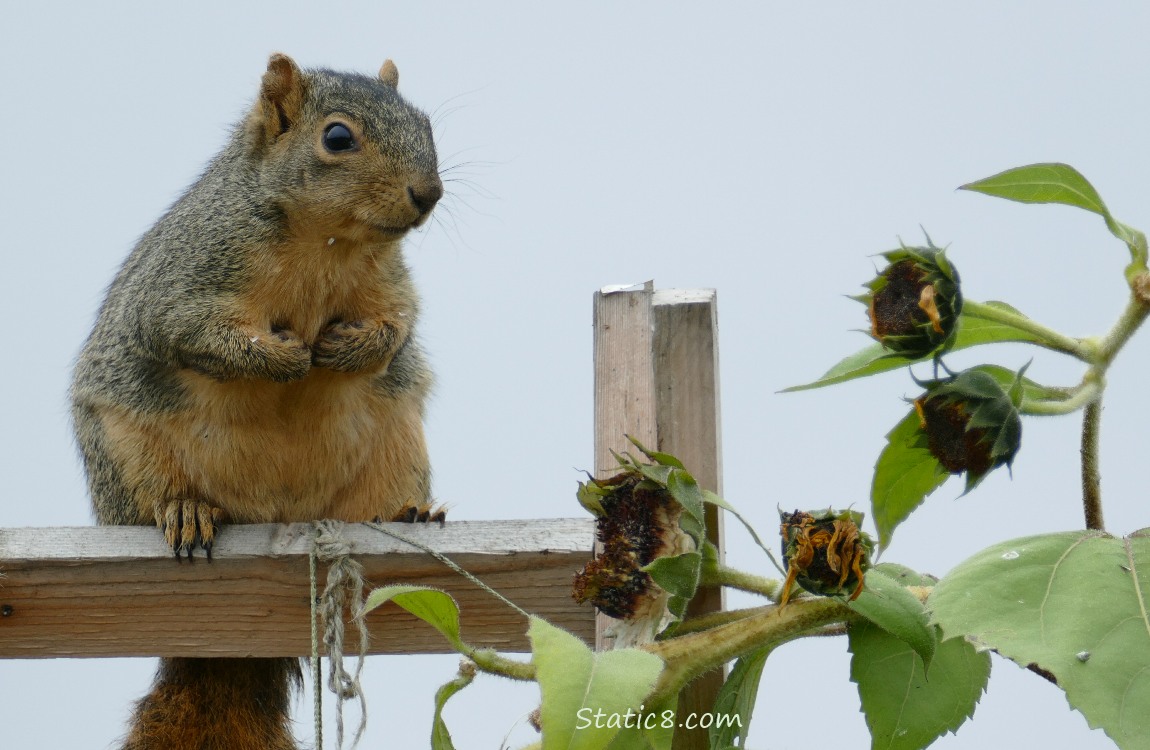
0 282 725 750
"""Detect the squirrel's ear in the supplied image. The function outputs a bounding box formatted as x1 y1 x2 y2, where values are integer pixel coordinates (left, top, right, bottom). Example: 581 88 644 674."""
379 59 399 88
250 53 306 145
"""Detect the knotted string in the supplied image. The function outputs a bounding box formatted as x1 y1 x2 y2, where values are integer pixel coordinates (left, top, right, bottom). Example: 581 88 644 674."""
310 520 370 749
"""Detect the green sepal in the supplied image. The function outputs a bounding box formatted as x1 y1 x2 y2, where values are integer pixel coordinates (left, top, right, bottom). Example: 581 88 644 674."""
858 239 963 360
626 435 687 470
916 367 1023 492
642 551 702 621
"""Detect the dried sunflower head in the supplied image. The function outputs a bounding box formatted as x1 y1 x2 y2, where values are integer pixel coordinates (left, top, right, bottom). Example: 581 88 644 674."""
913 367 1023 492
859 240 962 359
779 508 874 605
573 467 697 646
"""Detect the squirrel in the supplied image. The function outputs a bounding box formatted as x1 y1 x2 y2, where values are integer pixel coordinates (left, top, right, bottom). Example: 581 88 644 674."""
70 53 442 749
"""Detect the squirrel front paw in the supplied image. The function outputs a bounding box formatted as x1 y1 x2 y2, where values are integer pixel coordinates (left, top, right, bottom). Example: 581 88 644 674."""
312 319 401 373
250 328 312 381
376 503 447 525
154 499 226 559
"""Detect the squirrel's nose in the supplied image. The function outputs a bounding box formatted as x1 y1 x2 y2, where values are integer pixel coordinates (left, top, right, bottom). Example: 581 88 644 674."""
407 178 443 218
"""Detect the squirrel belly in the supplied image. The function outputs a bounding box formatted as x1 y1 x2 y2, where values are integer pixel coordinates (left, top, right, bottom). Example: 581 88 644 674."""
95 365 431 525
82 230 432 527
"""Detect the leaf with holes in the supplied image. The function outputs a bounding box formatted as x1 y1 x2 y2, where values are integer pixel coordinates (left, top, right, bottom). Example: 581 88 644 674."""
930 529 1150 750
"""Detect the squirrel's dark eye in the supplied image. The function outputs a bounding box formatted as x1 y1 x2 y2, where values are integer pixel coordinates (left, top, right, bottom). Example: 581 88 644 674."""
322 123 356 153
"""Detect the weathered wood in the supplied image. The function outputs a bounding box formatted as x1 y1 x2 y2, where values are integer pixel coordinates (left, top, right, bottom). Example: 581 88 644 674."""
593 281 659 651
592 284 727 750
0 519 595 658
593 281 659 475
653 289 726 750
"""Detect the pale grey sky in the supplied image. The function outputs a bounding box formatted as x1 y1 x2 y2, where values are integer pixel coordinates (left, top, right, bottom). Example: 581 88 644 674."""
2 2 1146 748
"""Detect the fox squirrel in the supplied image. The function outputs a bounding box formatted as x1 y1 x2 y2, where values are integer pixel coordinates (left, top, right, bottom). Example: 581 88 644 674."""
70 53 441 749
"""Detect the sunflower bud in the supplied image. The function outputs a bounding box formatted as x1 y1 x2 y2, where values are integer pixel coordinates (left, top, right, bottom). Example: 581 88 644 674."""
779 508 874 605
573 468 696 645
859 241 962 359
913 367 1023 492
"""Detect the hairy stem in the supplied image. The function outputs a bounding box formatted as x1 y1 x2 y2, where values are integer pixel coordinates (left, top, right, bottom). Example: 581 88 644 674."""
962 299 1093 360
466 647 536 681
642 598 858 703
1094 293 1150 368
671 605 775 636
1081 398 1105 531
701 563 782 600
1020 380 1102 416
1073 290 1148 530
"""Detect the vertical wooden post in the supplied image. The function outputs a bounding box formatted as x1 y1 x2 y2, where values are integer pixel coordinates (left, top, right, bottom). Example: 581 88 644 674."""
653 289 725 750
593 281 658 651
593 282 725 750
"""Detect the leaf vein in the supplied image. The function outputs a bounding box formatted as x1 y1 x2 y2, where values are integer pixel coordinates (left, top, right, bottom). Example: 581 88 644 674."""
1124 537 1150 643
1038 536 1091 647
1119 663 1150 737
884 649 917 750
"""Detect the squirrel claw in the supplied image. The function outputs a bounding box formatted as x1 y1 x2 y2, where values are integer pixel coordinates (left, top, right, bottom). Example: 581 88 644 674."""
156 499 225 559
381 503 446 526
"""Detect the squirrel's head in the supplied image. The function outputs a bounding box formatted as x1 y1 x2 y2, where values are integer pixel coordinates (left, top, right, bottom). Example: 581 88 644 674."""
245 53 442 243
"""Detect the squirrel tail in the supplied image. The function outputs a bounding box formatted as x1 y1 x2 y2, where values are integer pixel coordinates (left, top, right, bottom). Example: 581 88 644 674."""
119 657 301 750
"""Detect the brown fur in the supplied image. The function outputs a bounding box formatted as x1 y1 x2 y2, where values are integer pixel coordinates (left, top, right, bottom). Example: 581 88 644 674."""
71 53 441 749
120 659 300 750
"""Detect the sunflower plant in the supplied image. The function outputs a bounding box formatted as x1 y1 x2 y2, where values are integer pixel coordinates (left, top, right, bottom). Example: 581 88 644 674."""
358 163 1150 750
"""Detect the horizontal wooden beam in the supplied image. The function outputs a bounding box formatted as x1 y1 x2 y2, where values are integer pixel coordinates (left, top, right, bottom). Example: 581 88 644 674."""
0 519 596 659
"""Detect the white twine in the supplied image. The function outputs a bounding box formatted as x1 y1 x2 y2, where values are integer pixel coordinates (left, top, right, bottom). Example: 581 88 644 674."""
311 520 370 750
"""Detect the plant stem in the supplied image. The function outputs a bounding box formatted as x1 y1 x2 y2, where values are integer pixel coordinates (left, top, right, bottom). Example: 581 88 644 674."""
466 647 536 681
1073 291 1149 531
671 605 775 636
1020 380 1102 416
642 598 858 703
962 299 1093 360
701 563 782 600
1094 293 1150 368
971 286 1148 532
1081 398 1105 531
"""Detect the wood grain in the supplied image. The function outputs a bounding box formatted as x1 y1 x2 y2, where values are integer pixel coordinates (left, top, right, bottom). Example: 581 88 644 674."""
592 285 727 750
593 281 658 652
0 519 595 658
653 289 727 750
